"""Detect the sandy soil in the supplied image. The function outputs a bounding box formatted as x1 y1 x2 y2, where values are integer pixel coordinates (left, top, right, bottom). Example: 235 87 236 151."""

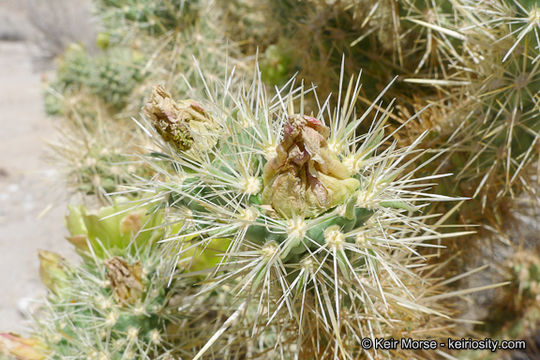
0 40 74 333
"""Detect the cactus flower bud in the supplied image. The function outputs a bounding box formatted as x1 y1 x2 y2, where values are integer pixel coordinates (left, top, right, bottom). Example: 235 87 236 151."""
65 201 164 259
38 250 69 296
144 85 217 152
104 257 144 305
119 211 143 235
261 115 359 218
65 205 90 253
0 333 48 360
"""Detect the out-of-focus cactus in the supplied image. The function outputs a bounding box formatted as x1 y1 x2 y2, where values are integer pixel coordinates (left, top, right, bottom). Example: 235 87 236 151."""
457 250 540 360
0 333 48 360
45 45 147 116
89 48 147 111
65 199 164 258
44 44 92 116
64 199 230 272
32 248 189 359
96 32 111 50
259 41 297 86
394 0 540 231
38 250 69 297
28 193 234 359
95 0 200 37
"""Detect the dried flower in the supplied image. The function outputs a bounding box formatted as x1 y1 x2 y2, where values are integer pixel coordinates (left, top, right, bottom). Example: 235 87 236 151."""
144 85 217 152
104 257 144 305
261 114 359 218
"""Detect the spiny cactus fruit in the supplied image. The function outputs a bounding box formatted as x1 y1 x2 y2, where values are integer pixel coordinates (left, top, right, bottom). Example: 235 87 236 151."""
132 66 485 359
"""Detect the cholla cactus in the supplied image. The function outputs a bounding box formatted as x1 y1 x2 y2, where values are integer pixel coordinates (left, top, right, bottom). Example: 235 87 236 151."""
44 44 93 116
25 0 539 357
131 66 484 358
89 47 147 111
45 45 147 116
33 247 188 359
399 0 540 228
95 0 200 38
20 199 236 360
48 110 153 202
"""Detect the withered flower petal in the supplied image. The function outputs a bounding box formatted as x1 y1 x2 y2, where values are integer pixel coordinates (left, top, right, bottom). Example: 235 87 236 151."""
104 257 144 305
262 114 359 218
144 85 217 152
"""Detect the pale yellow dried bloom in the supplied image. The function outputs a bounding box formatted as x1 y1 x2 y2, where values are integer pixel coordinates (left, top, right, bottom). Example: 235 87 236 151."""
144 85 217 152
262 114 359 218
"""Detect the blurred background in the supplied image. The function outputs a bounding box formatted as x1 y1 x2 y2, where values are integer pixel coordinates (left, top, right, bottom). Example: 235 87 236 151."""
0 0 95 332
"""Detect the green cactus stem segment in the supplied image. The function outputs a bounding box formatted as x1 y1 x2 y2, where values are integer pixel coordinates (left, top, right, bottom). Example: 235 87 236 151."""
144 85 217 152
261 114 360 219
246 204 374 261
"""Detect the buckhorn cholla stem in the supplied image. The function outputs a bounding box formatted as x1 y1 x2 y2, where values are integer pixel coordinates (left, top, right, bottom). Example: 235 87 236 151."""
136 67 473 358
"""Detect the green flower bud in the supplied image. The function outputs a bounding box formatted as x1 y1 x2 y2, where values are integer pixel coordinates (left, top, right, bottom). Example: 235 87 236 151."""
0 333 48 360
65 200 165 259
262 115 359 218
96 32 110 50
144 85 217 152
38 250 69 296
178 237 231 272
65 205 90 253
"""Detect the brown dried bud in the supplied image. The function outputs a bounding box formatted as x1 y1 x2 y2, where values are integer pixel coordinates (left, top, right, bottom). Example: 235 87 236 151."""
104 257 144 305
144 85 216 152
262 115 359 218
